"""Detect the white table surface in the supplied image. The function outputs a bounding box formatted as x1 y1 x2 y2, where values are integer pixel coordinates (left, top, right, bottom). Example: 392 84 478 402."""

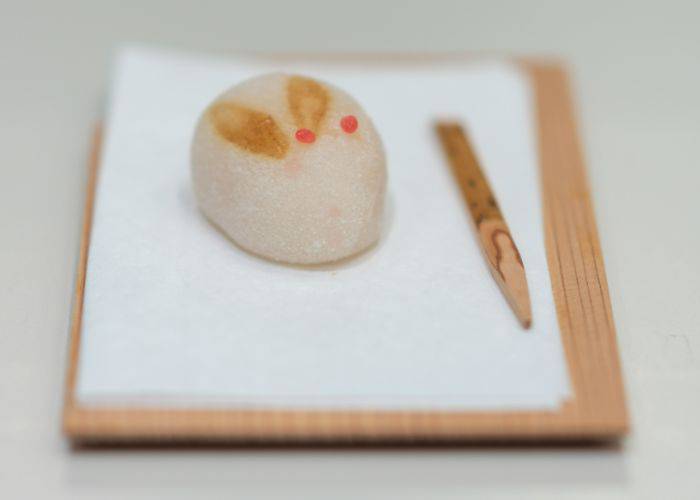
1 1 698 498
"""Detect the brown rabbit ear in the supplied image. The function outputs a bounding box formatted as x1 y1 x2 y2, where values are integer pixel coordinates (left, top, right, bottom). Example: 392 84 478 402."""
287 76 329 132
209 102 289 159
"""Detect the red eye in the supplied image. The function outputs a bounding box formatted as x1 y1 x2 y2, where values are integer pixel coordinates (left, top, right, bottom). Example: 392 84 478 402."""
295 128 316 143
340 115 358 133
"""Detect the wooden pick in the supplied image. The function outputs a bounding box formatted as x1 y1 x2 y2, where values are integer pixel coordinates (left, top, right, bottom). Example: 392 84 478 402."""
435 122 533 328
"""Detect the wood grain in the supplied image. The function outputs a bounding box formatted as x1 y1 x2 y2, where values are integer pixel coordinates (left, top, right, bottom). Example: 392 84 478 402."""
62 61 628 443
435 122 532 328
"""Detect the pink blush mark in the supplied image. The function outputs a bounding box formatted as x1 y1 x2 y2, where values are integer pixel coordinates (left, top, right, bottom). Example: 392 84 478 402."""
327 209 344 250
328 228 344 250
283 161 302 176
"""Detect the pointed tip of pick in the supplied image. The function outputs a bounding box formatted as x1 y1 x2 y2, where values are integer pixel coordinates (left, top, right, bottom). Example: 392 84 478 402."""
519 313 532 329
514 297 532 330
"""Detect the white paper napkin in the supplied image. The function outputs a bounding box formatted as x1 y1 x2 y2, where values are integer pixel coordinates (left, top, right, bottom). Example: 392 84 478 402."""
76 45 570 410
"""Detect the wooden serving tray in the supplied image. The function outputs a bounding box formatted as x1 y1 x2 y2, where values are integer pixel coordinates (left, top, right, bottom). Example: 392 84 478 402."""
63 58 628 443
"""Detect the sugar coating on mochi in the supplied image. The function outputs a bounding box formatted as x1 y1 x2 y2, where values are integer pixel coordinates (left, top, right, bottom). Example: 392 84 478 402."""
191 73 387 264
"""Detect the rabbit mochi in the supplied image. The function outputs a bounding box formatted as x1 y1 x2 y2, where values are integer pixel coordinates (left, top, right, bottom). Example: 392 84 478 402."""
191 73 386 264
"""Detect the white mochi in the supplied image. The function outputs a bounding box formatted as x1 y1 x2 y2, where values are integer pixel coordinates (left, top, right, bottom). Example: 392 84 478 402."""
191 73 387 264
